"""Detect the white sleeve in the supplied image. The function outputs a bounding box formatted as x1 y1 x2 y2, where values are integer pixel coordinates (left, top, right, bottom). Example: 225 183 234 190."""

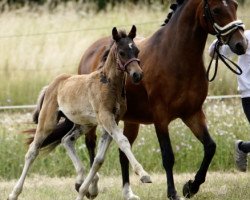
208 39 234 59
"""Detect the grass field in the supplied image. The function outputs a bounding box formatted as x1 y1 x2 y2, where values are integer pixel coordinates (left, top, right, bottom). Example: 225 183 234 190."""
1 172 250 200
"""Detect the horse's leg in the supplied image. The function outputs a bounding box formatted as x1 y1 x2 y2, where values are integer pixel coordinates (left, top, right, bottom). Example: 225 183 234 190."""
85 126 97 166
8 105 58 200
120 122 140 200
85 126 100 199
99 112 151 183
154 123 181 200
61 125 92 192
76 130 112 200
182 110 216 198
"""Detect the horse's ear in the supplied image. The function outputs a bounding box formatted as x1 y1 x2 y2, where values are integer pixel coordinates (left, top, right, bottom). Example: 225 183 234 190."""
128 25 136 39
112 27 121 42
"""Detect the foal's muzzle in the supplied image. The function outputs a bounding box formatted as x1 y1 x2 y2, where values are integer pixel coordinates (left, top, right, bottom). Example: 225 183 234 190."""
132 72 143 84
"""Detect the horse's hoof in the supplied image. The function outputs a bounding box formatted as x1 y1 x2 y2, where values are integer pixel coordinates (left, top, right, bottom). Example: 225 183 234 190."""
183 180 194 198
7 195 18 200
86 192 98 199
140 175 152 183
168 194 181 200
75 183 81 192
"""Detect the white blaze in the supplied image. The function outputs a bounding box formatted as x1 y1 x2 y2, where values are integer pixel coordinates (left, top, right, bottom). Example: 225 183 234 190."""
222 0 228 7
128 43 133 49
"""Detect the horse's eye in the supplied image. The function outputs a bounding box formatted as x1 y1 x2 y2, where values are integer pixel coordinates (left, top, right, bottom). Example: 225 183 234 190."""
212 7 221 15
119 51 125 57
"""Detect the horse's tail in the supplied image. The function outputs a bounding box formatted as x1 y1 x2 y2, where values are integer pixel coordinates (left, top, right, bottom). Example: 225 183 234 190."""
25 85 75 151
26 119 74 151
26 119 74 152
24 86 48 143
33 86 48 124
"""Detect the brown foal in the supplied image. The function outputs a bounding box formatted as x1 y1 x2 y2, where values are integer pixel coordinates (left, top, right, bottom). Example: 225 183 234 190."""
8 25 150 200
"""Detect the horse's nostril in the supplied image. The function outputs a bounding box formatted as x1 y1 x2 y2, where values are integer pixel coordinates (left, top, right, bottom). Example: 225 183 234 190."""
235 42 246 55
132 73 142 83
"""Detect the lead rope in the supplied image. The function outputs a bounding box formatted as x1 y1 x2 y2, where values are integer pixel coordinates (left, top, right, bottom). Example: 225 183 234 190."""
206 39 243 82
203 0 244 82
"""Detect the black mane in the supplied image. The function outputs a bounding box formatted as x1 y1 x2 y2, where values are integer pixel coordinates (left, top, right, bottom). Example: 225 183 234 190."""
162 0 185 26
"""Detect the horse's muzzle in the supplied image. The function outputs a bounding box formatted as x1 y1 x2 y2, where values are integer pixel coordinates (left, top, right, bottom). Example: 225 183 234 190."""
234 41 248 55
132 72 143 84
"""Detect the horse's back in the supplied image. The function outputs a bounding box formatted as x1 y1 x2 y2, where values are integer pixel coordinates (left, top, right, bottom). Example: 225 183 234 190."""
78 36 112 74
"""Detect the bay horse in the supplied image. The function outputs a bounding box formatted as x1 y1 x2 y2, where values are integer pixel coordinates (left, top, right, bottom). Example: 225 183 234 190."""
8 26 151 200
76 0 247 199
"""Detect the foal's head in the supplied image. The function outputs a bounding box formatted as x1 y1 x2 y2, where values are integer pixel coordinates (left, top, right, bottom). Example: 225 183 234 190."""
112 25 143 84
200 0 248 55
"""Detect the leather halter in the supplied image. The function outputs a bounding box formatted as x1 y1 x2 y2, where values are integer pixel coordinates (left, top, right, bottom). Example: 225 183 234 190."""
203 0 245 82
116 57 141 72
203 0 245 41
114 45 140 72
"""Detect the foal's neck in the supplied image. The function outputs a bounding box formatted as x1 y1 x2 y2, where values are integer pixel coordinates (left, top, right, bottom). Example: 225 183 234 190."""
102 44 125 83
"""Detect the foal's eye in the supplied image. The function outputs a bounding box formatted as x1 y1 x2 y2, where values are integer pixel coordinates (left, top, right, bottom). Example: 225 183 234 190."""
119 51 125 57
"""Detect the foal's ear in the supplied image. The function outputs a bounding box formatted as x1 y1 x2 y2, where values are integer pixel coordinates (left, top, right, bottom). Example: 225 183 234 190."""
128 25 136 39
112 27 121 42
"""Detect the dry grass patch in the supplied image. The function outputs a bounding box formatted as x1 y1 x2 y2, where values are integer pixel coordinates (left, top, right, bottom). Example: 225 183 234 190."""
1 172 250 200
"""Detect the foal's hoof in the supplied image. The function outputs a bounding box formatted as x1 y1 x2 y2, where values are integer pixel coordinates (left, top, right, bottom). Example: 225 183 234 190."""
86 192 98 199
140 175 152 183
183 180 195 198
75 183 81 192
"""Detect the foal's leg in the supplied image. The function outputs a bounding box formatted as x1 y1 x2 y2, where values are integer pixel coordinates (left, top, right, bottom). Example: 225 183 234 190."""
182 110 216 198
120 122 141 200
99 112 151 183
61 125 93 192
8 105 58 200
76 130 112 200
85 126 100 199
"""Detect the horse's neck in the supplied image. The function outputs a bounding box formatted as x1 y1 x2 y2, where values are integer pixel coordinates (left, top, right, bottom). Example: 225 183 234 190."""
102 46 125 85
154 0 207 58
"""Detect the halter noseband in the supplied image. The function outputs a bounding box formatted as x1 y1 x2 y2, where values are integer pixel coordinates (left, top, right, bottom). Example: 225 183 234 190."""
115 45 140 72
204 0 245 82
203 0 245 41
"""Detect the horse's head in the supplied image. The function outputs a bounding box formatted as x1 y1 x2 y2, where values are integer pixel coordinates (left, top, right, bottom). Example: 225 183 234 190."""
201 0 248 55
112 25 143 84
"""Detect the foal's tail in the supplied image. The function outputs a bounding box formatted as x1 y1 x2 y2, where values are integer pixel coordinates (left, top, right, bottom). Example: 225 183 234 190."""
33 86 48 124
26 119 74 151
24 86 48 140
25 86 74 151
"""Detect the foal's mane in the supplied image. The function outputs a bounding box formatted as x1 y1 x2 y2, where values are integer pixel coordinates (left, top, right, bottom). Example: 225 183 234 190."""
162 0 185 26
98 30 128 69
